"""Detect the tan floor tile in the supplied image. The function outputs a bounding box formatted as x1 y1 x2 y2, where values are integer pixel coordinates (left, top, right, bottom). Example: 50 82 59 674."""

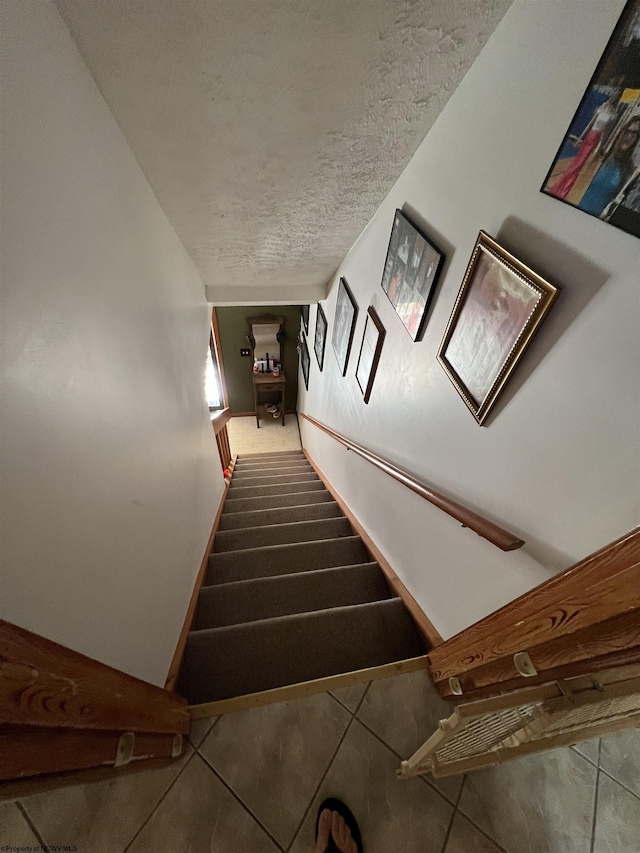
22 748 191 853
0 802 41 847
128 753 279 853
458 748 596 853
189 715 218 747
289 719 452 853
445 812 502 853
199 693 350 848
329 682 369 712
356 668 463 802
593 771 640 853
228 414 302 455
599 727 640 798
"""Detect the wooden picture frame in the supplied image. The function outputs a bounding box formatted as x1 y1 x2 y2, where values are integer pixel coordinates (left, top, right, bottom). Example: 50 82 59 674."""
300 333 310 390
380 209 445 341
438 232 559 425
301 305 310 335
355 307 386 404
331 277 358 376
314 304 328 370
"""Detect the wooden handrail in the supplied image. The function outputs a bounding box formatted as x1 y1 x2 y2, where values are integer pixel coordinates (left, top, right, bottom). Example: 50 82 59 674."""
300 413 524 552
210 407 231 435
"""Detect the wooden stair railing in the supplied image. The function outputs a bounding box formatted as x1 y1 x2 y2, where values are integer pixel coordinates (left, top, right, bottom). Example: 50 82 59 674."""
0 621 189 789
212 407 232 471
300 413 524 552
428 526 640 699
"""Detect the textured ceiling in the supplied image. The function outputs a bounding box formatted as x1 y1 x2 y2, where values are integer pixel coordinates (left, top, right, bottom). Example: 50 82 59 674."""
55 0 512 298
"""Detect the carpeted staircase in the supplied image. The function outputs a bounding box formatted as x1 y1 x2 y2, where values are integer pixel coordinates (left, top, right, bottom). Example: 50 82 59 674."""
178 450 425 708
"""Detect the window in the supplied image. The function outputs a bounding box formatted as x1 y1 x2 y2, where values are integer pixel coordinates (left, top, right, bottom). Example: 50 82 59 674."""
205 330 223 410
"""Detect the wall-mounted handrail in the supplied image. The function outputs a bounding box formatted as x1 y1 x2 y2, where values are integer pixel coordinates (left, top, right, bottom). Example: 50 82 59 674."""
300 413 524 552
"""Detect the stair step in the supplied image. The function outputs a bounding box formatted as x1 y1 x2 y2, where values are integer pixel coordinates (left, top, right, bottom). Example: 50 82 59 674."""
218 501 342 531
179 598 424 705
222 489 334 515
207 536 369 585
215 517 352 552
229 471 318 489
226 480 326 500
233 463 312 478
234 456 310 470
195 563 391 629
238 451 304 461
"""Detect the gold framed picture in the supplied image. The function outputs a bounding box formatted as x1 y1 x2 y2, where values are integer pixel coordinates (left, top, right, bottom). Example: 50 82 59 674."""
438 232 559 425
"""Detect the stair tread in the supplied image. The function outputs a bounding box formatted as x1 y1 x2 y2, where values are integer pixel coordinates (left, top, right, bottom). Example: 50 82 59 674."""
229 471 319 488
179 598 424 704
195 562 391 629
214 516 352 552
222 489 334 514
218 501 341 530
225 480 326 499
207 535 369 584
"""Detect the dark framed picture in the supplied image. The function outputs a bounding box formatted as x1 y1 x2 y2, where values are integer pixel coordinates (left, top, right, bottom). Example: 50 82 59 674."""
314 304 327 370
380 209 445 341
355 307 386 404
438 232 559 425
300 333 310 390
541 0 640 238
331 277 358 376
301 305 310 335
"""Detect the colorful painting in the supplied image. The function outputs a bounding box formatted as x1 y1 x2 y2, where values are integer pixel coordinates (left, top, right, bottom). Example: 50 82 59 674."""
438 233 559 425
380 210 444 341
542 0 640 238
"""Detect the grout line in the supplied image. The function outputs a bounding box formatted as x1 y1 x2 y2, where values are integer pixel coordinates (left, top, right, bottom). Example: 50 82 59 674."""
596 764 640 802
439 774 466 853
352 715 457 808
571 743 599 768
197 752 285 852
285 713 359 853
17 801 50 852
122 750 197 853
589 739 601 853
454 776 510 853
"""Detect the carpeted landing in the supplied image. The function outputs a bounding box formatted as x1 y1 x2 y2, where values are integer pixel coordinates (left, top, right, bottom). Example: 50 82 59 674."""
178 451 425 706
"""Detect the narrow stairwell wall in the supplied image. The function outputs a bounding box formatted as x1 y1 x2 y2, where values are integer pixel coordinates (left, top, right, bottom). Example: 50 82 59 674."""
298 0 639 641
0 0 224 686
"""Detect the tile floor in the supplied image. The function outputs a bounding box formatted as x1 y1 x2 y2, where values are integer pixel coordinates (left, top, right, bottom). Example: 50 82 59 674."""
227 413 302 455
1 670 639 853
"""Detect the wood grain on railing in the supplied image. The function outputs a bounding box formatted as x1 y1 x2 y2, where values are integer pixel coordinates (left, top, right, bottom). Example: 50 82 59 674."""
428 527 640 698
300 413 524 552
212 408 232 470
0 621 189 734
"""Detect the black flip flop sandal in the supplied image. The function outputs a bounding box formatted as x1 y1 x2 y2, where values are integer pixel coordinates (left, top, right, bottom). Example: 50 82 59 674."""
315 798 363 853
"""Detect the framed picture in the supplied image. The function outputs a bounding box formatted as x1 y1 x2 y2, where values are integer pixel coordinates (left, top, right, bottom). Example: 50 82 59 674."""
438 232 559 425
299 333 310 391
380 209 445 341
541 0 640 238
314 304 327 370
301 305 310 335
355 307 386 404
331 277 358 376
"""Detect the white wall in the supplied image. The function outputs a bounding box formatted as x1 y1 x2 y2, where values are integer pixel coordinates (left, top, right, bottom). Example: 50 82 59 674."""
299 0 640 641
0 0 225 685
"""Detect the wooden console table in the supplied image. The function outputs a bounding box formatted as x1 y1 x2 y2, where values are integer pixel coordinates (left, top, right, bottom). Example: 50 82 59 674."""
252 372 286 428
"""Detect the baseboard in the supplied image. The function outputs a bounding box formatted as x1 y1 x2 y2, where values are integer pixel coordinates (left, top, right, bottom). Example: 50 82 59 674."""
303 449 444 649
164 460 236 691
189 655 429 719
